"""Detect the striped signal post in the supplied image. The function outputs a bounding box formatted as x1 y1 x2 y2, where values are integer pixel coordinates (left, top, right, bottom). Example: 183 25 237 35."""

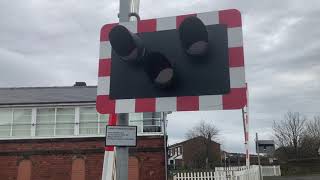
242 84 250 167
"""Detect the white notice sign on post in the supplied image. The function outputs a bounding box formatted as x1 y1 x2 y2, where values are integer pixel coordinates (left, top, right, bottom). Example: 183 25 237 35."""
105 126 137 147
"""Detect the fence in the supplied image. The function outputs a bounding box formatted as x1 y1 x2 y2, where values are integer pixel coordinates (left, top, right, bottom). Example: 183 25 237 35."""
261 166 281 176
173 171 214 180
214 166 260 180
173 165 281 180
215 166 248 172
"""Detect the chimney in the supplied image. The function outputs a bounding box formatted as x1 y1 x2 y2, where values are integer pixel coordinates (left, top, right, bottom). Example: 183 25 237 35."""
73 82 87 87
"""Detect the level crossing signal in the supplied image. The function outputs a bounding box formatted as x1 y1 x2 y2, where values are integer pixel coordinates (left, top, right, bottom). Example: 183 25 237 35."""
97 9 247 114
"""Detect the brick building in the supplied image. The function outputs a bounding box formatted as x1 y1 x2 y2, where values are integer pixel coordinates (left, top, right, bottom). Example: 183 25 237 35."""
168 136 221 169
0 84 165 180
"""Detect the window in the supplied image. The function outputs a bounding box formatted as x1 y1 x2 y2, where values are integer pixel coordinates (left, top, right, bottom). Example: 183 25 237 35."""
55 108 75 136
170 160 174 165
79 107 98 135
143 112 161 132
36 108 55 136
0 106 160 139
99 114 109 135
129 113 143 133
0 109 12 136
12 109 32 136
177 146 182 155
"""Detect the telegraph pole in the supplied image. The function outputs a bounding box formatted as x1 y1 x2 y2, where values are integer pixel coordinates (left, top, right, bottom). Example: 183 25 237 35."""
116 1 141 180
256 133 263 180
116 1 132 180
163 112 168 180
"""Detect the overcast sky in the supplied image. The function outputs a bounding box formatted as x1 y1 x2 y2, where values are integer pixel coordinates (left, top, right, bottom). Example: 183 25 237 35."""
1 0 320 153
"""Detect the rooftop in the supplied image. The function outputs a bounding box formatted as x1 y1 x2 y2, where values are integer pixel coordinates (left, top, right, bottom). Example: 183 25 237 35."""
257 140 275 145
0 85 97 105
168 136 220 148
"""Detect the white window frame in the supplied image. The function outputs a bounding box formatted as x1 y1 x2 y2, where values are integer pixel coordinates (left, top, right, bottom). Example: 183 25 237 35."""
141 113 164 135
0 108 13 137
54 108 57 136
36 107 56 137
98 113 109 135
55 106 76 136
74 107 80 136
78 106 102 136
0 105 165 140
10 108 14 136
11 108 33 137
31 108 37 137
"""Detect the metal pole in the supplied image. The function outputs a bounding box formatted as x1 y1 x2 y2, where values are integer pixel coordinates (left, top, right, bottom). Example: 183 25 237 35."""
163 112 168 180
116 0 130 172
116 113 129 180
115 1 136 180
224 152 227 169
256 133 263 180
119 0 131 22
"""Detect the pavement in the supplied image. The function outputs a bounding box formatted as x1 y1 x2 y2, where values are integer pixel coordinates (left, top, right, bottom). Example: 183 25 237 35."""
264 175 320 180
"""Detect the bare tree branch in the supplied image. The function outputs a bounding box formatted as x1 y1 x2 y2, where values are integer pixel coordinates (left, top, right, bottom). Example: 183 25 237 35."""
273 112 306 159
305 116 320 139
186 120 219 141
301 116 320 158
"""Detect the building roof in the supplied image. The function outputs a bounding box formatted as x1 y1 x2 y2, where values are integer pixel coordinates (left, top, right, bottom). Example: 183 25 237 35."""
257 140 275 145
168 136 220 148
0 86 97 105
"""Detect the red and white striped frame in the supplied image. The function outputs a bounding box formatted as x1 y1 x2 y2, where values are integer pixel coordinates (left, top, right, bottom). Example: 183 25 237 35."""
96 9 247 114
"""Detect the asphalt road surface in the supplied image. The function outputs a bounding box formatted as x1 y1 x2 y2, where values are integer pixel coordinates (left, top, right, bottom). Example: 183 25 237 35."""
264 175 320 180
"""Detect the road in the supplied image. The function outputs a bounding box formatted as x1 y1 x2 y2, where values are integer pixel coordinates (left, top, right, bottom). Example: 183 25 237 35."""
264 175 320 180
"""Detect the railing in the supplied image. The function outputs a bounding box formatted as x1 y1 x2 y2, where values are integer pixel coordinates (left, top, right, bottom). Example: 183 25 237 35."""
173 165 281 180
173 171 214 180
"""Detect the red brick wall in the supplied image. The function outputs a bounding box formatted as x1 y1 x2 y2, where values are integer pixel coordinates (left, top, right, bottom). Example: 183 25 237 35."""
0 136 165 180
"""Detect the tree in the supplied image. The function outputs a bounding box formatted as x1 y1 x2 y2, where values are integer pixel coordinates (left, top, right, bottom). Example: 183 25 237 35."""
273 112 306 159
186 120 219 141
186 120 219 169
301 116 320 158
305 116 320 139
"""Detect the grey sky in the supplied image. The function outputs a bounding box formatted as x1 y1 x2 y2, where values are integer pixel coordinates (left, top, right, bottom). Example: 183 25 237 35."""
1 0 320 153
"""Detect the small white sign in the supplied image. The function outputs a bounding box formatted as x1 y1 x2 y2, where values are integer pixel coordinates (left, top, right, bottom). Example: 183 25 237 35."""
105 126 137 146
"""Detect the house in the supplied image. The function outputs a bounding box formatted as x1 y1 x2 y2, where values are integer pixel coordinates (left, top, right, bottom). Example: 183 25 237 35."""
168 136 221 169
256 140 275 155
0 83 166 180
